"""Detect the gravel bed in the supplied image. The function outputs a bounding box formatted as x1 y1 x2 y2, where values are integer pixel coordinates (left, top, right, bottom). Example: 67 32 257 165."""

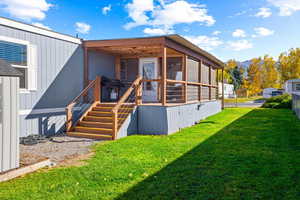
20 136 98 166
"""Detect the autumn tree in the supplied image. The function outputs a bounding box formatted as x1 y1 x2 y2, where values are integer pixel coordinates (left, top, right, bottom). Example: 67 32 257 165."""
245 58 262 96
278 48 300 84
218 59 240 83
261 55 279 88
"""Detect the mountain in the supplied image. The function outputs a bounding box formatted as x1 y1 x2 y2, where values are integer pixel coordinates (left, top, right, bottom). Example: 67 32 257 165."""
238 60 251 70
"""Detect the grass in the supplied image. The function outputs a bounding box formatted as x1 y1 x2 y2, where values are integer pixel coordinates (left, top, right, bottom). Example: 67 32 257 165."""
0 108 300 199
224 96 264 103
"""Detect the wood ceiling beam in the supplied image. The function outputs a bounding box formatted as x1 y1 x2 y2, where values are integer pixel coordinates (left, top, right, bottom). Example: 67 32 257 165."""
84 37 165 48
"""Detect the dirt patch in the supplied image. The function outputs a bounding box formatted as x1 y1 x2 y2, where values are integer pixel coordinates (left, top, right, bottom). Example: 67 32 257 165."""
20 136 99 167
58 152 95 167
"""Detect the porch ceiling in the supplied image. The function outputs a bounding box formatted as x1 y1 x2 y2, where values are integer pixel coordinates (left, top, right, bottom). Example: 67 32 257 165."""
87 45 183 58
83 35 224 68
90 45 162 57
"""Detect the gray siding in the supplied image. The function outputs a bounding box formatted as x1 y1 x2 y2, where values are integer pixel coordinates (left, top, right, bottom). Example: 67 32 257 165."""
292 94 300 119
137 101 221 135
117 108 138 139
88 51 115 80
0 24 84 137
0 77 19 172
88 51 115 101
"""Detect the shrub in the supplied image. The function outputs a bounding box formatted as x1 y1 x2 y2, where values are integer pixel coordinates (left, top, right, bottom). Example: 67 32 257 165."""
262 94 292 109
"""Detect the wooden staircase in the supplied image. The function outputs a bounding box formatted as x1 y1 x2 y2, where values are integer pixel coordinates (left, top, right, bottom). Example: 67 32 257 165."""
67 103 135 140
65 76 142 140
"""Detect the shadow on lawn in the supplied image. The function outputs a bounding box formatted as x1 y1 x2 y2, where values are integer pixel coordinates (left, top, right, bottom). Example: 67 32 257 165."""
116 109 300 200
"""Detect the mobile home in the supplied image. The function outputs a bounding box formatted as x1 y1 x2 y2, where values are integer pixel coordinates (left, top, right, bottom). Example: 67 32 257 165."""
284 79 300 95
0 17 225 140
0 17 83 137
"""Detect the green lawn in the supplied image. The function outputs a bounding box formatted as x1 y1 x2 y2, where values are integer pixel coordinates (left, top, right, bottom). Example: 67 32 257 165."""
0 108 300 200
224 96 264 103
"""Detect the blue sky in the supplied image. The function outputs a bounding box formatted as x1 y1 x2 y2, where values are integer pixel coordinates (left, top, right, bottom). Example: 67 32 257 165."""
0 0 300 62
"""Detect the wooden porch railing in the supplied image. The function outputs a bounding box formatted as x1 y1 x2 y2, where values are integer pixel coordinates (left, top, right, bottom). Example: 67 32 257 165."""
65 76 101 132
111 76 142 140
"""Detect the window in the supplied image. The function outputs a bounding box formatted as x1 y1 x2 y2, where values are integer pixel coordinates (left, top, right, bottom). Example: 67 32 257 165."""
120 60 127 80
167 57 182 80
0 41 27 66
0 40 27 89
187 57 199 82
0 36 37 91
293 83 300 91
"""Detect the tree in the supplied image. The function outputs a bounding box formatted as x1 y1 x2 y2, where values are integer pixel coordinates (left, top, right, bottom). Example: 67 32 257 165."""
228 66 243 106
278 48 300 85
261 55 279 88
218 59 239 83
245 58 262 96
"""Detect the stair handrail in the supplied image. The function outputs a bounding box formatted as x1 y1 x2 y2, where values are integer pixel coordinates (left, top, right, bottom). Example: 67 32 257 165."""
111 76 143 140
66 76 101 132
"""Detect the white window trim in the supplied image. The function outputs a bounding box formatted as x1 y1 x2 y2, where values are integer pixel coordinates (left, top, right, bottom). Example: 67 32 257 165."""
0 35 37 93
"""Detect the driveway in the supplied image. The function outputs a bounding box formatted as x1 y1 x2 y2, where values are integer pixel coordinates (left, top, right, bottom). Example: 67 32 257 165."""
225 99 265 108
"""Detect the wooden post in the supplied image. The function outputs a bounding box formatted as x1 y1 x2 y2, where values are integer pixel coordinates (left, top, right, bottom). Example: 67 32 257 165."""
216 69 219 100
161 47 167 106
135 81 142 105
222 69 224 109
199 60 202 102
209 65 212 100
65 105 73 132
115 56 121 80
183 55 188 103
94 76 101 102
84 47 89 87
112 111 118 140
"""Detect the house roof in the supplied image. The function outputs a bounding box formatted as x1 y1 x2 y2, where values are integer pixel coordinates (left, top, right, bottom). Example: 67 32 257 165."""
0 59 23 77
0 17 81 44
166 35 225 67
84 34 225 68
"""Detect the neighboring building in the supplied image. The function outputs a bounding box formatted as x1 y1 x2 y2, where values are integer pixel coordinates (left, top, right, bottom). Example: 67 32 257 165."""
284 79 300 95
218 82 235 98
0 17 225 140
0 59 21 173
263 88 283 98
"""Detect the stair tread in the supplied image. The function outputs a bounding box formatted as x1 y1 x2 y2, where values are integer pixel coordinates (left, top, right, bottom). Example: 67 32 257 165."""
67 132 112 139
80 121 112 125
90 111 130 114
75 126 112 131
85 116 127 119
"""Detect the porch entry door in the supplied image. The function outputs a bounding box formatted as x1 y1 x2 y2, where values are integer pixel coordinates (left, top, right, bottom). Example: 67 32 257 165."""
139 58 159 102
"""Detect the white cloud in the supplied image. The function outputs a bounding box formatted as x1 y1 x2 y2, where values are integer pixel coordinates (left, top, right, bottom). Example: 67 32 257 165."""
254 27 274 37
212 31 221 36
143 27 173 35
255 7 272 18
267 0 300 16
102 4 111 15
124 0 154 29
32 22 51 30
184 35 223 51
75 22 91 34
232 29 246 38
124 0 215 32
228 40 253 51
0 0 52 21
